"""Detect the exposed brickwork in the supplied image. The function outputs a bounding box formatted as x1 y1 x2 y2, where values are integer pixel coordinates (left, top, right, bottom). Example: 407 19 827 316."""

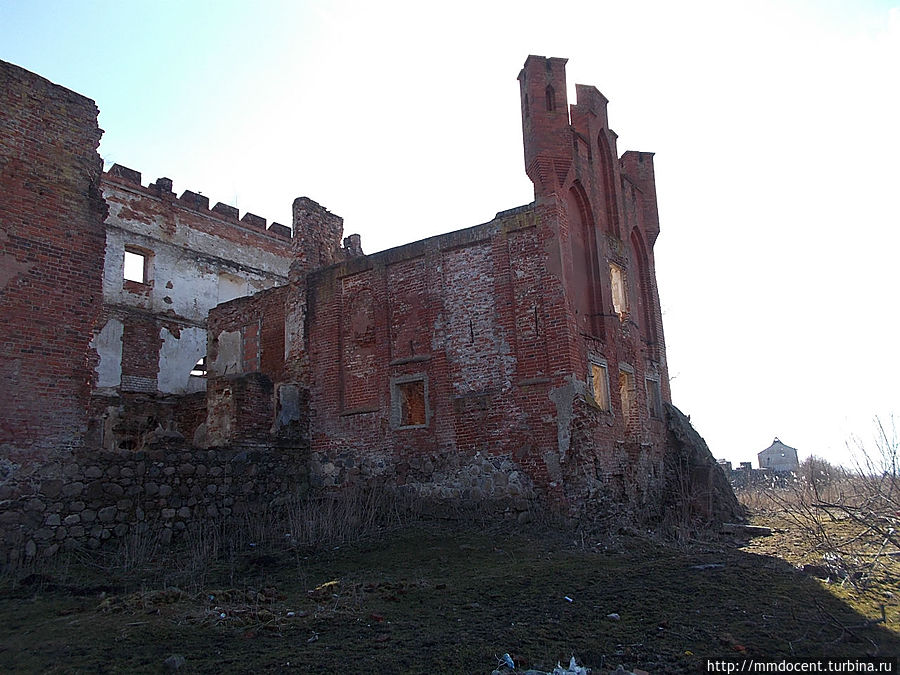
207 285 290 383
206 56 674 514
121 317 161 388
0 61 107 463
206 374 276 446
93 162 296 450
0 54 695 561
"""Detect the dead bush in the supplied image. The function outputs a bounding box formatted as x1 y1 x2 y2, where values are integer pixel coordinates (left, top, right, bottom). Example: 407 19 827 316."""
738 417 899 588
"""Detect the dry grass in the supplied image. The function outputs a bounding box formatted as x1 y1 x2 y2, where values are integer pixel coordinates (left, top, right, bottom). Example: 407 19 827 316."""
737 418 900 589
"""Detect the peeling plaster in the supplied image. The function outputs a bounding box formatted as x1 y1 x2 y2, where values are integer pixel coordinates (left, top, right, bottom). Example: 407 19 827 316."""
90 319 123 390
157 325 206 394
274 383 301 431
548 375 582 462
209 330 241 377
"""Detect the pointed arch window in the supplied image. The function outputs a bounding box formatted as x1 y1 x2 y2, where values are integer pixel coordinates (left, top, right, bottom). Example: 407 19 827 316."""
545 85 556 112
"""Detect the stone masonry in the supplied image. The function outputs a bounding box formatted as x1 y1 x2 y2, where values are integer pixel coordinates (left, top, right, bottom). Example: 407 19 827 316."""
0 55 734 565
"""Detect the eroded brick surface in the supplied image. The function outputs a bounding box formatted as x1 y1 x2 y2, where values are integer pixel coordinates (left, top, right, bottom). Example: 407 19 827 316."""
0 61 107 463
1 55 693 565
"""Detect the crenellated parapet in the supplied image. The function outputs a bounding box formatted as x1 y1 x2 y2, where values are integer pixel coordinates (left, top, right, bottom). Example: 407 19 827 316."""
518 55 661 247
517 55 670 426
101 164 293 242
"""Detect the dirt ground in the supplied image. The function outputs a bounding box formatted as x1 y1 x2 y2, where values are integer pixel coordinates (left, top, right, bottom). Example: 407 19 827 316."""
1 512 897 674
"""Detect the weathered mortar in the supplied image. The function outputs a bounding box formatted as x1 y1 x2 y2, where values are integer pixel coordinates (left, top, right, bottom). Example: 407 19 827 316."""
0 54 741 552
0 60 107 462
0 439 308 567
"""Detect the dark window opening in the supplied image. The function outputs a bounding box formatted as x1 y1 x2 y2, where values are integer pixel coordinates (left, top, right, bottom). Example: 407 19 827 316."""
397 380 426 427
646 377 662 419
545 85 556 112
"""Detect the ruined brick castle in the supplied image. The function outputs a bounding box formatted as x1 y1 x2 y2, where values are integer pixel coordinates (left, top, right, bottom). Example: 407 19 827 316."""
1 56 735 563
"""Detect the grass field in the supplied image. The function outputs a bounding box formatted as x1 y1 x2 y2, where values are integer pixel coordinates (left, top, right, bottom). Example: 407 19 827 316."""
1 506 897 674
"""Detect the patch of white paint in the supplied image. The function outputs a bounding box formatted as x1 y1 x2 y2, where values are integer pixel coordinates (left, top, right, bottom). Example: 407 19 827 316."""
90 319 123 390
217 272 247 304
157 326 206 394
209 330 242 377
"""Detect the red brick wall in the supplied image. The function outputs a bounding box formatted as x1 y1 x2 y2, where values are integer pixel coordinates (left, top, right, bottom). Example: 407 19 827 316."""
303 210 566 493
208 285 289 383
121 317 161 393
293 57 672 506
203 56 673 512
520 55 671 446
0 61 107 462
206 286 290 443
207 374 275 444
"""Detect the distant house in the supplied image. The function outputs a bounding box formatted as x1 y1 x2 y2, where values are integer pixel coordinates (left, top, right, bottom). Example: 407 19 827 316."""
758 438 799 473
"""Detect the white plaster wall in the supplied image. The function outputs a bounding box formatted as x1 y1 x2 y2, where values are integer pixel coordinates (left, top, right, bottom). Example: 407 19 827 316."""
90 318 123 390
209 330 242 377
97 185 292 397
218 273 248 304
102 188 291 324
157 326 207 394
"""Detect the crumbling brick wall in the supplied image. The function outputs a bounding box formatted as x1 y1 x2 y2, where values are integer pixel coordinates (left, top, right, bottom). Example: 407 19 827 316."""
90 158 296 454
0 60 310 564
200 57 678 516
0 61 107 467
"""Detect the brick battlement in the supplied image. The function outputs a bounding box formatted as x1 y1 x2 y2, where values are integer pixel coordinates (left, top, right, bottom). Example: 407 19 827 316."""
102 164 292 242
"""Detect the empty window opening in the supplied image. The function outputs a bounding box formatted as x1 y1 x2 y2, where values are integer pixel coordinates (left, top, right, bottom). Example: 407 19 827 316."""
546 85 556 112
396 379 426 427
123 248 148 283
645 377 662 419
589 361 610 411
610 263 628 320
190 356 207 378
619 366 635 424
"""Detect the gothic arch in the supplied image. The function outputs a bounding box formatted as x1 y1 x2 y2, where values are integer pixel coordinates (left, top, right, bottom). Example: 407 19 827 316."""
630 229 658 358
597 131 620 238
567 182 603 335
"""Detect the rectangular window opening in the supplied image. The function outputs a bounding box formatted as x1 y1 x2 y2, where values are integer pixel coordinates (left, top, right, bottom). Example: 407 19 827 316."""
590 361 610 411
123 248 149 284
619 366 634 425
396 379 426 427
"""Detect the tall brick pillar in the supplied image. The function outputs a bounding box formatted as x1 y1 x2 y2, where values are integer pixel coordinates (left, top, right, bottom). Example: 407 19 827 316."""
518 55 572 196
290 197 344 277
0 61 108 466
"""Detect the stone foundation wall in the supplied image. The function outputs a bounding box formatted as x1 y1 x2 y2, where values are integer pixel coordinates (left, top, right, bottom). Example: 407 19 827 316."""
0 440 307 568
309 447 538 519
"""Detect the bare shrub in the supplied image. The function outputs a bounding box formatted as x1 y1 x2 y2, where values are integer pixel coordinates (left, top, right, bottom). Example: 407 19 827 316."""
738 417 900 588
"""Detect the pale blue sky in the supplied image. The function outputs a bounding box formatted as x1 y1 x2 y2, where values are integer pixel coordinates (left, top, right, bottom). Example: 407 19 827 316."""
3 0 898 467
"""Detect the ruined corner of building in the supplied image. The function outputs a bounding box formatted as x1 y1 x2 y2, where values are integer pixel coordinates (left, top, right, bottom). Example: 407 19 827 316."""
0 56 739 564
